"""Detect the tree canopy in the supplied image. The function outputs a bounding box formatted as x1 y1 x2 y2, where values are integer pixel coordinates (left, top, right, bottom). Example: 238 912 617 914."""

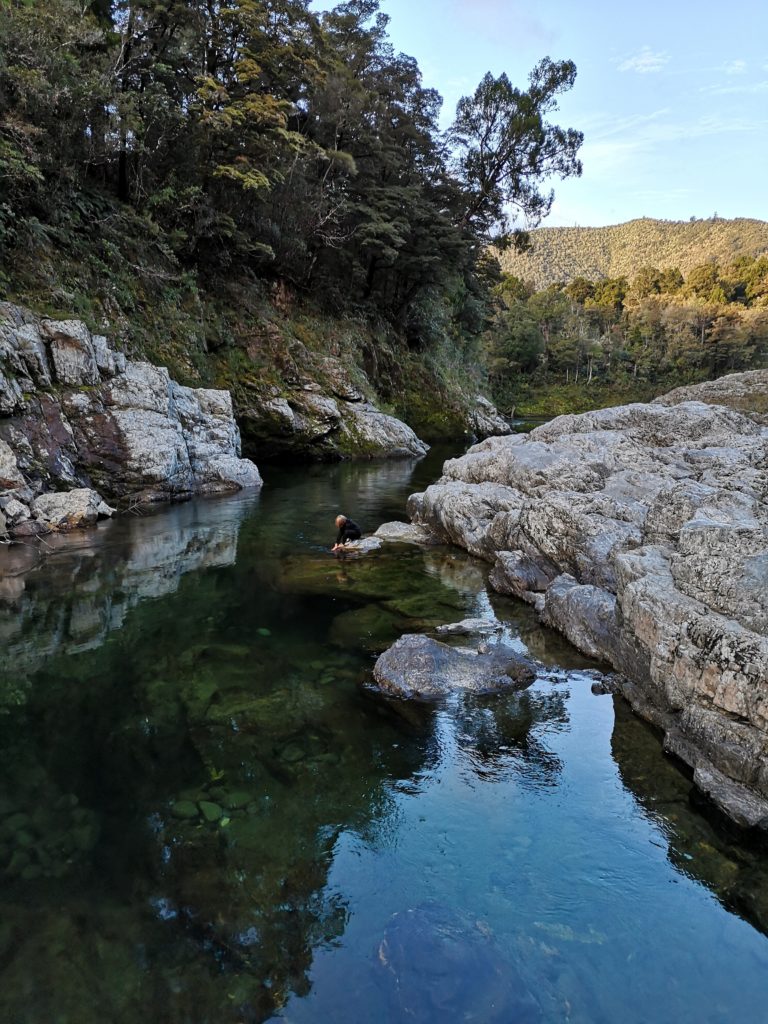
0 0 583 338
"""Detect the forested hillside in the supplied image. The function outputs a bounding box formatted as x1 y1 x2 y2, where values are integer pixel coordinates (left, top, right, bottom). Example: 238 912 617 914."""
499 218 768 289
0 0 582 445
487 254 768 415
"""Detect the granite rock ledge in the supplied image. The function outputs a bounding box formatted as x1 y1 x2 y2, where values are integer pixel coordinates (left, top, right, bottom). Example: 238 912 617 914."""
406 383 768 830
0 303 261 541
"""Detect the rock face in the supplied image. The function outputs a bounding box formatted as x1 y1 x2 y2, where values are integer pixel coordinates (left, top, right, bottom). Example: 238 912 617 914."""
407 387 768 829
236 350 428 461
0 304 261 539
466 394 511 438
373 633 537 700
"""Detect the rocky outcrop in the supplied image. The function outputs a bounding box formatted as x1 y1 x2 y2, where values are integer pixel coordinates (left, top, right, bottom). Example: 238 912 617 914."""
655 370 768 426
407 387 768 829
0 304 261 539
466 394 511 438
373 633 537 700
236 349 428 461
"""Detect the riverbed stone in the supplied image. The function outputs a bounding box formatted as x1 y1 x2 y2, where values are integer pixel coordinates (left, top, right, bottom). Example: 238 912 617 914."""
374 521 438 545
198 800 224 823
373 634 537 700
377 903 541 1023
406 383 768 829
434 618 502 637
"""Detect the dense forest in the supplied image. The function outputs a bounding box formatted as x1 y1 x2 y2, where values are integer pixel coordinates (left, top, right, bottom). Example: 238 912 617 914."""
499 217 768 290
487 254 768 414
0 0 583 436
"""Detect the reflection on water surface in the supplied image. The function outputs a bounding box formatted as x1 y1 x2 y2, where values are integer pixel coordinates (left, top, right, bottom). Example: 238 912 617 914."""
1 446 767 1023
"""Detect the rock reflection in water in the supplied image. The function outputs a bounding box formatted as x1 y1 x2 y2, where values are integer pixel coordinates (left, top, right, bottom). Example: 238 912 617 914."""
454 689 567 788
0 492 259 706
611 695 768 936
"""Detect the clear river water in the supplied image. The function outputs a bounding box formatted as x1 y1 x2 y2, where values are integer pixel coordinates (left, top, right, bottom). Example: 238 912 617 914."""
1 445 768 1024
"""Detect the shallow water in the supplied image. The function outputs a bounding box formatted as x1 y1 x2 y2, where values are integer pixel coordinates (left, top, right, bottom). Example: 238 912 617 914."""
1 446 768 1024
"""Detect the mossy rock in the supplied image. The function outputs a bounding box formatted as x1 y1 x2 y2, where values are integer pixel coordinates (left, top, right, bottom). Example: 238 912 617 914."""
223 790 254 810
198 800 223 823
171 800 199 820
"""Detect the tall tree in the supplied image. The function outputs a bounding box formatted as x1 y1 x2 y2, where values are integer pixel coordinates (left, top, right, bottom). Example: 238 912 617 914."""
448 59 583 239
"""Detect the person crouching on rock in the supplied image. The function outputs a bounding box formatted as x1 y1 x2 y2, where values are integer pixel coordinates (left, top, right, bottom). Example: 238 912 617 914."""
332 514 361 551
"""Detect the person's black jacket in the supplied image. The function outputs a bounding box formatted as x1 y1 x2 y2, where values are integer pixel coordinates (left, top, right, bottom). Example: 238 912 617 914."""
336 518 362 544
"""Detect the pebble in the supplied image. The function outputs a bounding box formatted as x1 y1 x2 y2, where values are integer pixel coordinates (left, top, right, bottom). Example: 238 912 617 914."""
198 800 223 823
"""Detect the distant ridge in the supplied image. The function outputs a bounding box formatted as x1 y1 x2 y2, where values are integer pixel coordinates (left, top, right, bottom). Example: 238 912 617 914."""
498 217 768 289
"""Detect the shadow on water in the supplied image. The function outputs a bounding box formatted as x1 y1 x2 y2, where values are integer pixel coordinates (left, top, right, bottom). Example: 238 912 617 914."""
0 442 767 1022
611 696 768 934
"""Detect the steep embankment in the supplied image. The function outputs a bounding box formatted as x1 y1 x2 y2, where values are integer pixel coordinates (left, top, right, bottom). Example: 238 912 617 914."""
407 371 768 830
1 205 506 460
499 217 768 288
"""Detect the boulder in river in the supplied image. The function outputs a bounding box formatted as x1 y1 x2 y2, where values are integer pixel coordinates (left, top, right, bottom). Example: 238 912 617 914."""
32 489 114 532
373 633 537 700
406 384 768 829
374 521 438 545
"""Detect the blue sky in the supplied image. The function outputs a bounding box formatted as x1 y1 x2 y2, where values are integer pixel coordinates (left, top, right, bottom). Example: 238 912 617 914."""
374 0 768 227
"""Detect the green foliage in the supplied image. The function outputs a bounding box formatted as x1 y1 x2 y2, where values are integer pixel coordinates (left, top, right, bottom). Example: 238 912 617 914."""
449 59 582 238
487 256 768 414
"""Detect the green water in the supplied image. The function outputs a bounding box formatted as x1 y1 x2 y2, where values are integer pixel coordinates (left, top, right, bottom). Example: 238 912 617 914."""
1 447 768 1024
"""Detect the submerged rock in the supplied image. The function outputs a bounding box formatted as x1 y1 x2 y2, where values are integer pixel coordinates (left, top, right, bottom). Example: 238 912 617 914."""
377 903 541 1024
373 634 536 700
406 383 768 829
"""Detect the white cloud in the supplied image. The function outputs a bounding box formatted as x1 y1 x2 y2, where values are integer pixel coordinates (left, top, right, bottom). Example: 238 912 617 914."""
617 47 670 74
723 59 747 75
701 79 768 96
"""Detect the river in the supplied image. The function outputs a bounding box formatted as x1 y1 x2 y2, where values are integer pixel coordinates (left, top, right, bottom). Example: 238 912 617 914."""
1 445 767 1023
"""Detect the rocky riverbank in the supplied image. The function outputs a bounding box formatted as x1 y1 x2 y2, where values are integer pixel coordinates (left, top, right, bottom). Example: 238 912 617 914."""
406 373 768 830
0 303 264 542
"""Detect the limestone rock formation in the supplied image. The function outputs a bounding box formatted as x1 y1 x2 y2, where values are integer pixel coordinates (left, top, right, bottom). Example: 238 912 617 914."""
0 303 261 537
407 387 768 828
373 633 537 700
